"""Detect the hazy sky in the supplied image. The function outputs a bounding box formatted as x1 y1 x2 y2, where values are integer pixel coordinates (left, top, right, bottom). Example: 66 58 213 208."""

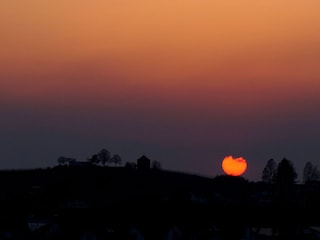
1 0 320 181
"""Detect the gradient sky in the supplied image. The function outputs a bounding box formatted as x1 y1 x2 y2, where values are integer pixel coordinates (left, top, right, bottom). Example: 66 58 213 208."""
1 0 320 181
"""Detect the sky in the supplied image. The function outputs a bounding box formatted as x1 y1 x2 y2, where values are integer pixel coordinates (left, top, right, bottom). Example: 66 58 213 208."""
1 0 320 182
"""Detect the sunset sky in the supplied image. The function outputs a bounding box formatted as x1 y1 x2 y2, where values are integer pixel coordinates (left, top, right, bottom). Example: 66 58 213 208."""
1 0 320 181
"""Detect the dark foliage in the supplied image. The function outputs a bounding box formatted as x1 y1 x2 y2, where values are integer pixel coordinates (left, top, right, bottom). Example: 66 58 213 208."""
262 158 277 184
275 158 298 185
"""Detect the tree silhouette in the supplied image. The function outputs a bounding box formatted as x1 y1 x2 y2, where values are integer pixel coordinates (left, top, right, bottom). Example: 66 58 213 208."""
110 154 122 166
87 154 99 165
97 148 111 166
125 162 137 169
274 158 298 212
262 158 277 184
275 158 297 185
303 161 320 183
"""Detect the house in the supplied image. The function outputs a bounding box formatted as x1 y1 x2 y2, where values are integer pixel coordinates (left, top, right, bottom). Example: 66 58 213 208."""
137 155 150 171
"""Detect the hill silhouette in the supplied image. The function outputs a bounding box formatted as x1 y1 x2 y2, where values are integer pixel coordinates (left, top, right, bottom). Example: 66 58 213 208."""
0 165 319 239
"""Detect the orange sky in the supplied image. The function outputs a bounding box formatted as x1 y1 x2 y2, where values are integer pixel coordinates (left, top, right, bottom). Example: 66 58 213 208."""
2 2 320 77
2 0 320 105
1 0 320 180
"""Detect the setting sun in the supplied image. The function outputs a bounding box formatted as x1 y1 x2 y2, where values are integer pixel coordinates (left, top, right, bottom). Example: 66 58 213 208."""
222 156 247 176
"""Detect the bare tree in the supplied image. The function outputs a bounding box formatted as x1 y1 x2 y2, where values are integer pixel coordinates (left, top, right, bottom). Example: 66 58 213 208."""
303 161 320 183
87 154 99 165
262 158 277 184
97 148 111 166
111 154 122 166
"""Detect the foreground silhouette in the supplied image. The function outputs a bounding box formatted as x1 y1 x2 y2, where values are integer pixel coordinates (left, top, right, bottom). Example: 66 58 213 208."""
0 164 319 239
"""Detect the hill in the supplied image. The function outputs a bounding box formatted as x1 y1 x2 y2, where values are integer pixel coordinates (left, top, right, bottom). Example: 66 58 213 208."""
0 166 319 239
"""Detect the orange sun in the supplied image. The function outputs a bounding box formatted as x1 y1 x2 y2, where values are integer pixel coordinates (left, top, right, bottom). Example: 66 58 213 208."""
222 155 247 176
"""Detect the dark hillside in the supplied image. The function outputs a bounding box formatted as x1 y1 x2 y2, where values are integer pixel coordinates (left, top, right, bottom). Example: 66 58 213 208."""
0 166 214 212
0 166 319 239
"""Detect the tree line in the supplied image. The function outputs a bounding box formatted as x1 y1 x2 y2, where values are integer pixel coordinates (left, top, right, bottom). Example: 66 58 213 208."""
56 148 162 170
262 158 320 184
57 149 318 184
57 148 122 167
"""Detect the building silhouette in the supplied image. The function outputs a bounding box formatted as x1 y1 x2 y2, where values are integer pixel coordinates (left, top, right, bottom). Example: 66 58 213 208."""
137 155 151 171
